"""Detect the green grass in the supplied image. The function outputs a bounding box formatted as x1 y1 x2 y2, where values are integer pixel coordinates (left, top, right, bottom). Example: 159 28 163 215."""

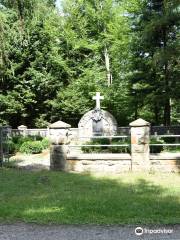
0 168 180 224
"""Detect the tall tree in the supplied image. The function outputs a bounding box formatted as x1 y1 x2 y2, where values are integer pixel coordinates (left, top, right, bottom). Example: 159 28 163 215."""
129 0 180 125
50 0 132 126
0 0 69 127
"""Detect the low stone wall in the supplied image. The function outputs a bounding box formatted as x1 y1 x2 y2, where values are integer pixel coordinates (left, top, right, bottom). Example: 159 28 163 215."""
49 118 180 174
65 153 180 173
150 153 180 173
66 154 131 173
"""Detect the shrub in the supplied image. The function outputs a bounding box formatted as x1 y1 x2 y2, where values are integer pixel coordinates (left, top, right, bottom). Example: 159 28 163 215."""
110 140 130 153
34 135 43 141
12 135 42 144
41 138 50 149
10 135 49 154
163 146 180 152
150 138 164 153
150 136 180 153
81 138 130 153
7 140 16 154
162 137 176 143
19 141 43 154
82 138 110 153
161 136 180 152
11 135 34 152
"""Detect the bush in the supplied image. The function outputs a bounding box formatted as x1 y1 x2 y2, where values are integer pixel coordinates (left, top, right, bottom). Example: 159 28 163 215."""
150 138 164 153
162 137 176 143
7 140 16 154
110 140 130 153
19 141 43 154
163 146 180 152
10 135 49 154
12 135 43 144
33 135 43 141
41 138 50 149
162 136 180 152
11 135 35 152
81 138 130 153
82 138 110 153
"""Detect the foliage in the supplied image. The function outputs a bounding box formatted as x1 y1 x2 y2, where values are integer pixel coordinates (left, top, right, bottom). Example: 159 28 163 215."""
7 139 16 154
10 135 48 153
81 138 110 153
0 0 179 127
150 138 164 153
10 135 34 152
150 136 180 153
0 0 69 127
110 140 130 154
19 140 43 154
81 138 130 153
128 0 180 125
163 146 180 153
41 137 50 149
161 136 180 152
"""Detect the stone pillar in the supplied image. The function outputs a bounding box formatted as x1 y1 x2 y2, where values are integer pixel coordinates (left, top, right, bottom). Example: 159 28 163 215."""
49 120 71 171
50 145 68 171
18 125 27 136
129 118 150 171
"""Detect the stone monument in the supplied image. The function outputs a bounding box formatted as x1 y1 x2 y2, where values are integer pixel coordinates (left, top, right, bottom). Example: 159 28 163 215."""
78 92 117 138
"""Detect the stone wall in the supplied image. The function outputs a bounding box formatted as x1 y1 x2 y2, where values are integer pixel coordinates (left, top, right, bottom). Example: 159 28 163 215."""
49 118 180 173
65 153 180 173
66 154 131 173
150 153 180 173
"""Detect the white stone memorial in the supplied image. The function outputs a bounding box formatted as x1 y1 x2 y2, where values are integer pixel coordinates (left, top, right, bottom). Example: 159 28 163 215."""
78 92 117 138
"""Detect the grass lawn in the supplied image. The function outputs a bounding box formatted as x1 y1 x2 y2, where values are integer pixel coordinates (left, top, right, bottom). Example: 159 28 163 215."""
0 168 180 224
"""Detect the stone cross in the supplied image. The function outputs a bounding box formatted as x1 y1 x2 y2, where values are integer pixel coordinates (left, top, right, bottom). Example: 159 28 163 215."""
93 92 104 109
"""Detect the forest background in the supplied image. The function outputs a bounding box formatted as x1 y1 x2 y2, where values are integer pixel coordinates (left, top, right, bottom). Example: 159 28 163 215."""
0 0 179 128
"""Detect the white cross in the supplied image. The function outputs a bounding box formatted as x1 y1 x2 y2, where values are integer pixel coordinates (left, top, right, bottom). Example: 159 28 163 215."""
92 92 104 109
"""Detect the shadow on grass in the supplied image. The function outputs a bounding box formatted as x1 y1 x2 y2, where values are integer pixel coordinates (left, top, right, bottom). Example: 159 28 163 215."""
3 160 47 171
0 168 179 224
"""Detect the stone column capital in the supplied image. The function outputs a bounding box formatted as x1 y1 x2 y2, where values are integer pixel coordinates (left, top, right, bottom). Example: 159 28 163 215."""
129 118 150 127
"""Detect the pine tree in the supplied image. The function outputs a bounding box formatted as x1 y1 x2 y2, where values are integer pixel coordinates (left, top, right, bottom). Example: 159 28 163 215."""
129 0 179 125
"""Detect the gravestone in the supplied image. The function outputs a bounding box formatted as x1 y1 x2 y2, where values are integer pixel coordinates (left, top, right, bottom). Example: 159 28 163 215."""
78 92 117 138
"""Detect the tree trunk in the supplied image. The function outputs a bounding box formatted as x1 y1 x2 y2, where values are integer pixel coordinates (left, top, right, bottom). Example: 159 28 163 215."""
163 28 171 126
104 47 112 86
164 98 171 126
154 104 159 125
163 62 171 126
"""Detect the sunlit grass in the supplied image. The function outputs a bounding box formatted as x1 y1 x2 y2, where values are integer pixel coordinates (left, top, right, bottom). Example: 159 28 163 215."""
0 168 179 224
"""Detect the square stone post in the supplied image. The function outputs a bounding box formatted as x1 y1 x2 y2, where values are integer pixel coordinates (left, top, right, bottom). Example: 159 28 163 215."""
18 125 27 136
49 121 71 171
129 118 150 171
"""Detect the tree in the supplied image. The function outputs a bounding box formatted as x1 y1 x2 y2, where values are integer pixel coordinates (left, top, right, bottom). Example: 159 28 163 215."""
129 0 180 125
0 0 69 127
50 0 132 126
0 0 179 127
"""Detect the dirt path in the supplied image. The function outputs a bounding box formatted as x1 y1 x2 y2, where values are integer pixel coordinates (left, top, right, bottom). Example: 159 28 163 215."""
10 150 50 170
0 223 179 240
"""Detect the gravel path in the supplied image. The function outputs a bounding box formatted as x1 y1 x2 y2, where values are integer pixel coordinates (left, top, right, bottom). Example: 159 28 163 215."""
10 151 50 170
0 223 179 240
